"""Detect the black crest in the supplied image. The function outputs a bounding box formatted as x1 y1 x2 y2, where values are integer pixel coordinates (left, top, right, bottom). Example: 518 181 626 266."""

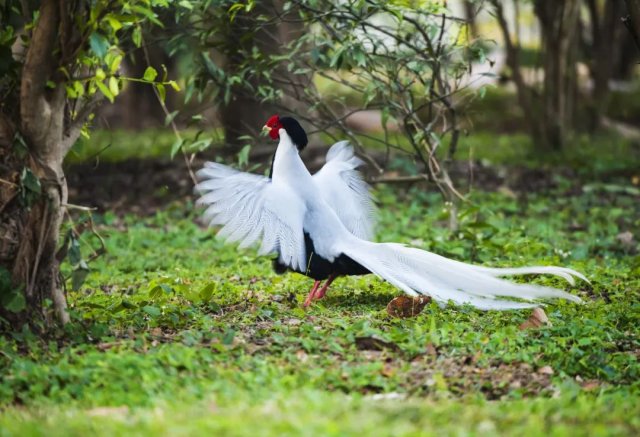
279 117 308 151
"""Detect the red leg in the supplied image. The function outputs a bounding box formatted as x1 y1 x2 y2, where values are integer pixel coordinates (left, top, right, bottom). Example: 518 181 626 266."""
314 274 337 300
303 280 322 307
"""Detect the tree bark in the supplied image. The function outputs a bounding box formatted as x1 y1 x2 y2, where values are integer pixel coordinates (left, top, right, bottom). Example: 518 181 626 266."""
534 0 580 150
490 0 541 145
586 0 626 130
492 0 582 150
1 0 73 328
463 1 479 39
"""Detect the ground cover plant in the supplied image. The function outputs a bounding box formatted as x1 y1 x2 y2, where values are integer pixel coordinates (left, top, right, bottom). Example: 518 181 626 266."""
2 1 640 435
1 134 638 435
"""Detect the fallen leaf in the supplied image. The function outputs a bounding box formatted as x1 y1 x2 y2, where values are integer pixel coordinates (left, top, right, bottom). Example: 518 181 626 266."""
538 365 554 375
381 362 395 377
285 318 301 326
425 342 438 357
355 336 401 352
497 185 517 199
519 308 551 330
616 231 634 248
387 295 431 318
295 349 308 363
581 380 600 391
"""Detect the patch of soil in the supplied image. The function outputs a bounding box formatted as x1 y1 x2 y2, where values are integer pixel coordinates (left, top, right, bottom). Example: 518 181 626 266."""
407 355 557 400
66 158 199 215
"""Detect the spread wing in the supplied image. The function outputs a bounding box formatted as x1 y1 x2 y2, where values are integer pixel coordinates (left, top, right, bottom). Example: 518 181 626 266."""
313 141 377 240
195 162 307 271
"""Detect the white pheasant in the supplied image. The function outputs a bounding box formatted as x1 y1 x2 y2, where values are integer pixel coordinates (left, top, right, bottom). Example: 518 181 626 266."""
195 115 587 309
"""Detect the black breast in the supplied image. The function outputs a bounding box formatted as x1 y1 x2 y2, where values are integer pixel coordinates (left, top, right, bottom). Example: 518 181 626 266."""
272 232 370 280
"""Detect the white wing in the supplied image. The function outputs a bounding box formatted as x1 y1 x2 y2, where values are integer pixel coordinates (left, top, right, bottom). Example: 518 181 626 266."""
195 162 307 271
313 141 376 240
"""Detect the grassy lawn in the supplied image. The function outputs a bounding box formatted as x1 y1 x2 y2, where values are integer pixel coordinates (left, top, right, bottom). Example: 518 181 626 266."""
1 151 638 435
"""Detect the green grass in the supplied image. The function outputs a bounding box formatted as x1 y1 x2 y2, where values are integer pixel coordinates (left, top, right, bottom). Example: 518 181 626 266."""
65 128 224 164
1 176 638 435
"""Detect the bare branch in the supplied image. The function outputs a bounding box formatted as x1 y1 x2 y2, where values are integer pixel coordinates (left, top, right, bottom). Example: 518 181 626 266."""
61 95 104 153
624 0 640 53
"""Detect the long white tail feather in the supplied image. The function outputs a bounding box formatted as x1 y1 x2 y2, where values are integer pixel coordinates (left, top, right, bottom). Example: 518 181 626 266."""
471 265 589 285
340 238 583 310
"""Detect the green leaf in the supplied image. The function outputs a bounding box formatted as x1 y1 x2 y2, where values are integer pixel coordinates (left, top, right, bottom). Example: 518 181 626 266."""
71 261 90 291
121 300 137 309
164 110 179 127
130 5 163 27
170 138 184 159
237 144 251 167
68 235 82 265
184 138 212 154
89 32 109 59
149 285 163 300
106 15 123 31
168 80 181 91
132 26 142 48
96 80 114 103
95 68 106 81
0 267 25 313
108 76 119 97
179 0 194 10
143 305 161 317
222 328 235 345
107 52 123 74
20 168 41 195
198 283 216 302
156 83 166 102
3 291 26 313
143 66 158 82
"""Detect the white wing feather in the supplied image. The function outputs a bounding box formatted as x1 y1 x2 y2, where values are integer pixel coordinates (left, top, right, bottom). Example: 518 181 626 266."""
313 141 376 240
195 162 307 271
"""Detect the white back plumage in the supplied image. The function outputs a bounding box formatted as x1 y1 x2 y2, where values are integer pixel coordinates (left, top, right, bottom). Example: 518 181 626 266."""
313 141 376 240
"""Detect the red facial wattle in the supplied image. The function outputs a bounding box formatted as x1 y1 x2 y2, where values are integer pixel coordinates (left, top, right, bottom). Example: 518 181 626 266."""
265 115 282 140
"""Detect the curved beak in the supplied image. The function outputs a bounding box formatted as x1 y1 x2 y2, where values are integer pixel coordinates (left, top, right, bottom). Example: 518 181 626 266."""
261 125 270 136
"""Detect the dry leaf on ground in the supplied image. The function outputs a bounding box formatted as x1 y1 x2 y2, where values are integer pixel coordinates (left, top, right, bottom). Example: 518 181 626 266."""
387 295 431 318
355 336 401 352
519 308 551 330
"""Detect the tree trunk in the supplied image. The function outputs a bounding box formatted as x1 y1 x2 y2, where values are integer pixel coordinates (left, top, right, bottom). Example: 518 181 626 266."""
1 162 69 327
586 0 626 130
463 1 479 40
220 0 309 149
0 0 75 329
534 0 580 150
491 1 541 146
